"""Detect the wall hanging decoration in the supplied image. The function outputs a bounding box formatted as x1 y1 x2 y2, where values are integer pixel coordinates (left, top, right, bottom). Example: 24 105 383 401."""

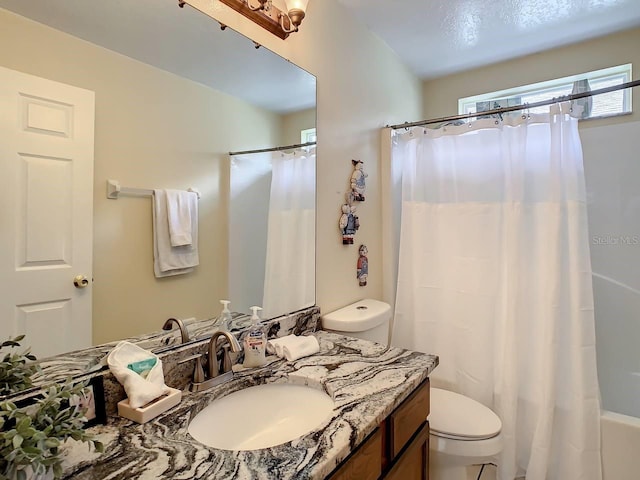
350 159 367 201
339 202 359 245
357 244 368 286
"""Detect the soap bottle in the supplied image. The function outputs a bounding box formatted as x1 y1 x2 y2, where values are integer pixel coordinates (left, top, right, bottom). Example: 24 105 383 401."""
217 300 233 331
242 306 267 368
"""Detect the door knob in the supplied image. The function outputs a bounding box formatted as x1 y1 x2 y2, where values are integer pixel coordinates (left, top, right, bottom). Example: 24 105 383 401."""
73 275 89 288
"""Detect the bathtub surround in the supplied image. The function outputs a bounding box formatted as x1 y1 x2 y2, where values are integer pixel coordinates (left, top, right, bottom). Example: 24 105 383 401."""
56 332 438 479
392 105 601 479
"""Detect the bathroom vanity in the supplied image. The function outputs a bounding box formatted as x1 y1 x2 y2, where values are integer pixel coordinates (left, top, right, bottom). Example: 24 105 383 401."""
328 378 430 480
56 332 438 479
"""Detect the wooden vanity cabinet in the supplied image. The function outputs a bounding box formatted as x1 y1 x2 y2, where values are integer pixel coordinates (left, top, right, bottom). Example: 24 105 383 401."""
327 378 430 480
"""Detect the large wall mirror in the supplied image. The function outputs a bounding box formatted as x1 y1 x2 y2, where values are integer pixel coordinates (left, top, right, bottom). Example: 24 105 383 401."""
0 0 316 385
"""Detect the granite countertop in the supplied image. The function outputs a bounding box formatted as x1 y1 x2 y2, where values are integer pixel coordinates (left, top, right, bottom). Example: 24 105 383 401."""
60 332 439 480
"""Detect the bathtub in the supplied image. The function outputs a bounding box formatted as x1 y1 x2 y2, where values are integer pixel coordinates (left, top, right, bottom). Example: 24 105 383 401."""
601 410 640 480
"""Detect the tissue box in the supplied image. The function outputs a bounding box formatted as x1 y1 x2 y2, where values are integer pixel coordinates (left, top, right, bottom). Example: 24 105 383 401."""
117 387 182 424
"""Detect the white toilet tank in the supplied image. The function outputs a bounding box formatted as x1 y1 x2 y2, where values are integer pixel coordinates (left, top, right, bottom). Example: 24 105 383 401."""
321 299 392 346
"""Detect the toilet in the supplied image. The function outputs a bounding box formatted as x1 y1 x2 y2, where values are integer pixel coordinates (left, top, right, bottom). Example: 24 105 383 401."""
322 300 502 480
429 388 503 480
321 298 391 346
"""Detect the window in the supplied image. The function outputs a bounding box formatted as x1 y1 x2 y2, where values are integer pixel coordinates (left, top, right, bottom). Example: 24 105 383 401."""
301 127 317 144
458 64 632 120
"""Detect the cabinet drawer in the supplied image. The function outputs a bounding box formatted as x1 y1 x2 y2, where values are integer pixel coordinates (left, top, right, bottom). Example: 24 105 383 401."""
328 428 382 480
390 379 430 457
385 421 430 480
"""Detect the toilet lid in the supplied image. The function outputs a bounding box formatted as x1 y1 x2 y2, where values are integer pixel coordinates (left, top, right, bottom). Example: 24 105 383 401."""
429 388 502 440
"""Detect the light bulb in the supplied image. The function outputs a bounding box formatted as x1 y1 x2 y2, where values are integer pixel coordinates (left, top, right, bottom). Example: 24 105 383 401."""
283 0 309 12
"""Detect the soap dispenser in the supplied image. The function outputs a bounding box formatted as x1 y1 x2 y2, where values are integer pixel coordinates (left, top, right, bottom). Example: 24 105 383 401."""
242 306 267 368
217 300 233 331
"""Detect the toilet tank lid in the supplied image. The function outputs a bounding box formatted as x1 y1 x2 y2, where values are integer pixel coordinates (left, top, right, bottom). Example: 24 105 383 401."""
321 299 391 333
429 388 502 440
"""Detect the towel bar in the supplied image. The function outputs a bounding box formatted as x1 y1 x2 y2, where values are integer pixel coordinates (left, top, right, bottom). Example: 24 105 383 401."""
107 179 201 200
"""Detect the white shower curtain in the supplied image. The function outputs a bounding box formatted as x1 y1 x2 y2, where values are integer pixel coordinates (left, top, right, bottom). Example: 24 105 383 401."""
392 104 602 480
262 147 316 319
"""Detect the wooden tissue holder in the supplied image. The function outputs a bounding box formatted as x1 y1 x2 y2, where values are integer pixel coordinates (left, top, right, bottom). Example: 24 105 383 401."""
117 387 182 424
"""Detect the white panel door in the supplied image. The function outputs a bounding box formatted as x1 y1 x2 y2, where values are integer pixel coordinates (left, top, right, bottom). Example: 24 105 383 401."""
0 66 95 358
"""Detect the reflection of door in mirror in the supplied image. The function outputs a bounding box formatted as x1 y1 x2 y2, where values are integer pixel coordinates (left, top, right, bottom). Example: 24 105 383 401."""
0 2 316 360
0 66 95 359
230 147 316 317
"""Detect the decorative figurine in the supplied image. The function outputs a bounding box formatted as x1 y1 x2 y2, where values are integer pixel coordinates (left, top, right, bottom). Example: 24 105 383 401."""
357 244 368 286
350 159 367 202
339 204 359 245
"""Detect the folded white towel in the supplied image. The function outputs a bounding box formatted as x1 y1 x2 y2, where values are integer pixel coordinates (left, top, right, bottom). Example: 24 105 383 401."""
153 189 199 277
165 189 196 247
266 335 319 361
282 335 320 361
266 335 296 357
107 341 170 409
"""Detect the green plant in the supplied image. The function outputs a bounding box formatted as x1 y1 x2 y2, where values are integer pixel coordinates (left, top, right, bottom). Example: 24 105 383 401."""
0 336 39 396
0 381 104 480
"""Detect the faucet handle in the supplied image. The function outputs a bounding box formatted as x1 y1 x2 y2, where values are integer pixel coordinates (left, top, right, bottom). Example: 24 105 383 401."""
177 353 206 383
222 345 233 373
193 355 206 383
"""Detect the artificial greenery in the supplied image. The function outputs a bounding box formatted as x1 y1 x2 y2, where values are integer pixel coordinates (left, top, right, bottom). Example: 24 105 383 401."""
0 336 39 396
0 336 104 479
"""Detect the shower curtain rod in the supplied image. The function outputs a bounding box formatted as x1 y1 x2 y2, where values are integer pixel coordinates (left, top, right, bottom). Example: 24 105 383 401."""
229 141 316 156
387 79 640 130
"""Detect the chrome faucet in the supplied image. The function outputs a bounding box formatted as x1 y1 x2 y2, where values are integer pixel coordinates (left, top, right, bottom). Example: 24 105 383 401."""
162 317 190 343
189 330 242 392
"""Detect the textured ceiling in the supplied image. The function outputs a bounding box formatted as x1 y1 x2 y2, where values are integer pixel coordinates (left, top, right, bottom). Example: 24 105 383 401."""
3 0 640 107
337 0 640 79
0 0 316 114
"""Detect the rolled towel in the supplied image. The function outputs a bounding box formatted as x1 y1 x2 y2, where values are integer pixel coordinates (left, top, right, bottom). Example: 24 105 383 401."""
282 335 320 362
266 335 297 357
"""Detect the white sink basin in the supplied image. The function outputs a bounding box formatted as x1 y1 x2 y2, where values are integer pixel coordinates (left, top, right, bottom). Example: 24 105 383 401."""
188 383 335 450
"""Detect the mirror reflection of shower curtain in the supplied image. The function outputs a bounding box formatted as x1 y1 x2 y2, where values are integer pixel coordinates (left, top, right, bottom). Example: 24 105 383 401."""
262 147 316 319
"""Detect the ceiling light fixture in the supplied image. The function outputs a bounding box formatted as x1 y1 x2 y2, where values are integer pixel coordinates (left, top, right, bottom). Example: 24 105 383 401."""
219 0 310 39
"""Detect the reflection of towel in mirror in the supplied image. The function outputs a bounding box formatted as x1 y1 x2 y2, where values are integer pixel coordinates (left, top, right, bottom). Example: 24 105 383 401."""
153 189 199 277
165 189 197 247
266 335 319 361
107 341 170 409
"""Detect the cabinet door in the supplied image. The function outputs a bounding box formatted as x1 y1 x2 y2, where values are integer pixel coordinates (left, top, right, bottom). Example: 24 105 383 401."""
385 422 429 480
390 379 430 457
328 428 382 480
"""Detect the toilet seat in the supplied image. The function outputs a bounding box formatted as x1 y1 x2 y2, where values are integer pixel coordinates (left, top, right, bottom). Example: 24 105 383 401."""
431 430 499 441
429 388 502 440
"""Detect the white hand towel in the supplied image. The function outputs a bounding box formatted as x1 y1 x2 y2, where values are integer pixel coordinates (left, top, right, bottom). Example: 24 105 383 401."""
107 341 170 409
282 335 320 361
165 189 196 247
266 335 297 357
153 189 199 277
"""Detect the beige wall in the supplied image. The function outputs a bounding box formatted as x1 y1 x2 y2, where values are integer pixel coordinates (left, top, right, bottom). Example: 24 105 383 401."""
422 27 640 130
2 0 424 344
0 9 282 344
291 3 423 315
188 0 424 315
281 108 316 146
